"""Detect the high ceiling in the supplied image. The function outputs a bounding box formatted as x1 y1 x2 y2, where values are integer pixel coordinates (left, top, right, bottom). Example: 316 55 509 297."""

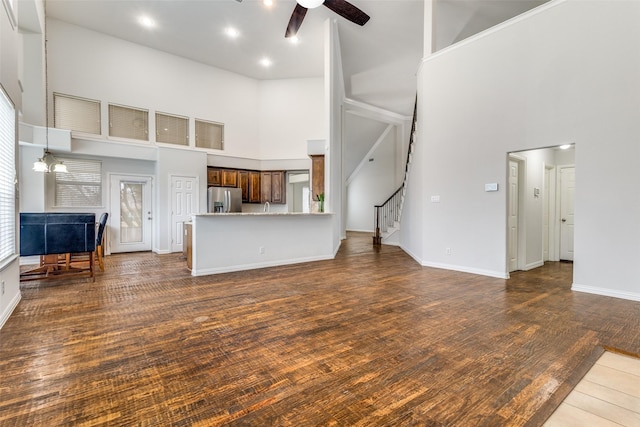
45 0 547 117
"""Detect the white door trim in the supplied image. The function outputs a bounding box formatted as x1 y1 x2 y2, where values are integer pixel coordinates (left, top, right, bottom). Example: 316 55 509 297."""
558 164 575 261
169 174 199 253
108 173 154 253
507 154 527 273
543 163 558 262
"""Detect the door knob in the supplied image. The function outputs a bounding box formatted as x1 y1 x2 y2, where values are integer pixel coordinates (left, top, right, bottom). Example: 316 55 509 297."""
561 218 567 222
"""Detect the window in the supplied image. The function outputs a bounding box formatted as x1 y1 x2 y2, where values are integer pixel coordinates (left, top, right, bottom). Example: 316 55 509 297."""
195 119 224 150
109 104 148 141
0 85 16 264
54 158 102 207
156 112 188 146
54 93 101 135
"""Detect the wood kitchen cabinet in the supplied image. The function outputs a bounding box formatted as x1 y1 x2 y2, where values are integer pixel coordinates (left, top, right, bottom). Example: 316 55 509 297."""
261 171 286 204
207 168 221 186
249 171 261 203
221 169 237 187
208 167 285 204
208 167 238 188
238 170 249 201
184 222 192 270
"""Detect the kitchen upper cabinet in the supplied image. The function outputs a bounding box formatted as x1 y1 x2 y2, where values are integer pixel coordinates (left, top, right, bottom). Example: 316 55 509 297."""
209 167 284 204
208 168 238 188
222 169 237 187
261 172 272 203
261 171 286 204
207 168 221 186
271 171 285 204
238 170 249 201
249 171 261 203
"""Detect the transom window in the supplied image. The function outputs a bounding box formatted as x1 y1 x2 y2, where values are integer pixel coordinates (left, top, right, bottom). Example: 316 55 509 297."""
195 119 224 150
156 112 188 146
109 104 149 141
54 93 101 135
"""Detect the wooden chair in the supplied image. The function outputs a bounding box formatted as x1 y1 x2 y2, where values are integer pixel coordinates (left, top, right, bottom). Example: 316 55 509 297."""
95 212 109 272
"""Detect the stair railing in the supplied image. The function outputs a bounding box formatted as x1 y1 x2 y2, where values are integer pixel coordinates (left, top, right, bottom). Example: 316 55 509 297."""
373 186 403 245
373 98 417 246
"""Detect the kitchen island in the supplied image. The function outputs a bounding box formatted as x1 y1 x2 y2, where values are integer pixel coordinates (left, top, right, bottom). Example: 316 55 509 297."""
190 212 337 276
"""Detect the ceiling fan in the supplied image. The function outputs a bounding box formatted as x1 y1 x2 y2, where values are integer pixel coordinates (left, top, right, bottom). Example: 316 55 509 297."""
285 0 370 38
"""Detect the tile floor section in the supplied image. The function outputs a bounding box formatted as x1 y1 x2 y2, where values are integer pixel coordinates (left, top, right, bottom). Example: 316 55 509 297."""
544 352 640 426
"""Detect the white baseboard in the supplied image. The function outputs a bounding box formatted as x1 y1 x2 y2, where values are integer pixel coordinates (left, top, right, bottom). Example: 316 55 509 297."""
192 254 335 277
0 292 21 330
421 261 509 279
524 260 544 271
572 283 640 302
152 248 171 255
19 256 39 265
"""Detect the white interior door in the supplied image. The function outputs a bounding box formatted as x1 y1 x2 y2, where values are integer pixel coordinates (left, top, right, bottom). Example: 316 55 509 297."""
560 166 575 261
110 175 152 253
508 160 519 272
171 175 198 253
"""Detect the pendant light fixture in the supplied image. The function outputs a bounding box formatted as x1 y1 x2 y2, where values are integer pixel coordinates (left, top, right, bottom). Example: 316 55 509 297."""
33 0 67 174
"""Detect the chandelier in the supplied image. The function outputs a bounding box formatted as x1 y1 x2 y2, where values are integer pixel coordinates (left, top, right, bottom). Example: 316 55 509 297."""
33 0 67 174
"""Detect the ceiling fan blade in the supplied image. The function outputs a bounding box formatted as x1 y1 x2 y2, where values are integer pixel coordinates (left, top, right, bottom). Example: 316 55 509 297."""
285 4 308 38
323 0 370 26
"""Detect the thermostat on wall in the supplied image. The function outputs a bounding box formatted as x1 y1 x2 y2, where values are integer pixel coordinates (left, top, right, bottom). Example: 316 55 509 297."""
485 183 499 192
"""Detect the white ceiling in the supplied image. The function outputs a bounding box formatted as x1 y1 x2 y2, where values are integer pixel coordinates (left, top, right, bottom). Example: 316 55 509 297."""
44 0 547 117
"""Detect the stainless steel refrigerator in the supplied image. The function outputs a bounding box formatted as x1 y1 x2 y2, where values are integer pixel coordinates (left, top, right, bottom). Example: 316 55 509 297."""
207 187 242 213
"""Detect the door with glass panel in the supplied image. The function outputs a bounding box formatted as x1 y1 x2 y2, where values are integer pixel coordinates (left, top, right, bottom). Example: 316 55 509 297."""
109 175 152 253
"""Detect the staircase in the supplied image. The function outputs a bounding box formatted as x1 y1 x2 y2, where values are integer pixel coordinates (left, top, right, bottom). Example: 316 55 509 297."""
373 99 417 246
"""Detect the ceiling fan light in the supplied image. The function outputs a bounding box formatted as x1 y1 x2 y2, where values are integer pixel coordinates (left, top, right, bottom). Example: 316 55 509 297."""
297 0 324 9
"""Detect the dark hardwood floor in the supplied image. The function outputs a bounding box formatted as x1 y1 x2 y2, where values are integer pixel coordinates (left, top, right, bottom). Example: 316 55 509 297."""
1 232 639 426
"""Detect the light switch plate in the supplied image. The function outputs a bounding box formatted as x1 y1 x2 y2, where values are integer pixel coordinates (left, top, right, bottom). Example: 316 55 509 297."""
485 183 499 192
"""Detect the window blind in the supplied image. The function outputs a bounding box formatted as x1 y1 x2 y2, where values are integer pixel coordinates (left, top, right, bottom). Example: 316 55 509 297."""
195 119 224 150
0 86 16 264
55 158 102 207
54 93 101 135
109 104 148 141
156 112 188 146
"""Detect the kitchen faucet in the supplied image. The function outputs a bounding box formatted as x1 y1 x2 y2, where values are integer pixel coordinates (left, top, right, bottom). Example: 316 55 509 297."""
263 201 270 212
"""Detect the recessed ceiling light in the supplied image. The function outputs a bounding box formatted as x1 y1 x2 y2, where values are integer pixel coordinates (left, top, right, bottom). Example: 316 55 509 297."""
225 26 240 39
263 0 274 6
559 144 572 150
289 35 300 44
138 15 156 29
259 57 273 68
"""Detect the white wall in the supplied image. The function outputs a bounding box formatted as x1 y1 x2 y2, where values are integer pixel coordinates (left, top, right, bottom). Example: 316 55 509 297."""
258 78 324 160
346 128 397 232
155 147 208 253
409 0 640 300
326 19 345 247
46 19 261 159
192 214 335 275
